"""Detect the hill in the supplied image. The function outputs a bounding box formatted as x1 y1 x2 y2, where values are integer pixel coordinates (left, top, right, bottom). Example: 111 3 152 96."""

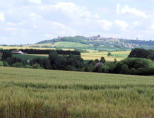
37 35 154 51
0 67 154 118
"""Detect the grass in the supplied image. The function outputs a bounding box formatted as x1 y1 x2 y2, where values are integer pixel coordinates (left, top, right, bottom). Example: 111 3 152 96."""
54 42 89 48
0 67 154 118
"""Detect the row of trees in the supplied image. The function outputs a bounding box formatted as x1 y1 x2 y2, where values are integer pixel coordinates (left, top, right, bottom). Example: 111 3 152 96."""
0 49 81 55
1 48 154 75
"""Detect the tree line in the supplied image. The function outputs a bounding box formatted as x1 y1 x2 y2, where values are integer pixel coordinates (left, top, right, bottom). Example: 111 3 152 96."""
0 49 80 55
1 48 154 75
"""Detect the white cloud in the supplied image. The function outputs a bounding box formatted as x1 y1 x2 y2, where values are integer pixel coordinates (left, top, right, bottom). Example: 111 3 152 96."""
116 4 148 18
150 23 154 30
53 2 95 21
98 20 112 31
133 21 140 27
0 12 5 22
28 0 42 4
115 20 128 30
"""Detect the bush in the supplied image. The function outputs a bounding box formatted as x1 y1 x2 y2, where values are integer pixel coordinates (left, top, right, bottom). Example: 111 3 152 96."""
32 64 42 69
25 65 32 68
129 48 151 58
113 58 154 75
129 48 154 61
0 61 3 66
120 64 129 74
3 61 9 67
102 63 116 73
12 62 24 67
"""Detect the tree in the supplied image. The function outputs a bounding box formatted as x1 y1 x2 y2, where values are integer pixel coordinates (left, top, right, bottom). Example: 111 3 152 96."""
100 57 106 63
107 52 112 56
129 48 150 58
2 51 12 60
120 64 129 74
114 58 117 63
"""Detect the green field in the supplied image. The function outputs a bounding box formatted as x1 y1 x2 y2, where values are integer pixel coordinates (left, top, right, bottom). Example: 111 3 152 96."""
54 42 89 48
0 67 154 118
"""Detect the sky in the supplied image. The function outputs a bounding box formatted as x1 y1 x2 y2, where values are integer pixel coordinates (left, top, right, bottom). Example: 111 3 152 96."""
0 0 154 44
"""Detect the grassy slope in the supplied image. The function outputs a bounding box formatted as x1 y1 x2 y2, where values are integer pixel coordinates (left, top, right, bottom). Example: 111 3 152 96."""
0 67 154 118
54 42 89 48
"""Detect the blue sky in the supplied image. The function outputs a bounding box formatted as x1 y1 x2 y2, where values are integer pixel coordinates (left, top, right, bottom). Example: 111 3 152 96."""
0 0 154 44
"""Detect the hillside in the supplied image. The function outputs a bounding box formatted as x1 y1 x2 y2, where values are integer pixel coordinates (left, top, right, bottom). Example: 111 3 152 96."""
0 67 154 118
37 36 154 51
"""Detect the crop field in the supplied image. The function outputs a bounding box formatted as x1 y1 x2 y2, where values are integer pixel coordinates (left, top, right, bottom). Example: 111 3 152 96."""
81 50 130 61
0 67 154 118
0 45 130 61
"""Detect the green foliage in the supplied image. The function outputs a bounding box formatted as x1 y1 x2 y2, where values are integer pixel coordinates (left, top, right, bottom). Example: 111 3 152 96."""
114 58 154 75
32 64 41 69
12 62 24 67
129 48 154 60
100 57 106 63
120 64 129 74
13 54 47 61
107 52 112 56
3 61 9 66
0 61 3 66
2 51 12 60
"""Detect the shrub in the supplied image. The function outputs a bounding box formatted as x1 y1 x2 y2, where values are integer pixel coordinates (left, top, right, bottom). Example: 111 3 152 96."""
32 64 41 69
12 62 24 67
25 65 32 68
129 48 154 61
129 48 151 58
0 61 3 66
120 64 129 74
3 61 9 67
102 63 116 73
113 58 154 75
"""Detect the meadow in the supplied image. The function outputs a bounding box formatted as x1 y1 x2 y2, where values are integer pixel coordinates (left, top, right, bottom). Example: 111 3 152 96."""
0 67 154 118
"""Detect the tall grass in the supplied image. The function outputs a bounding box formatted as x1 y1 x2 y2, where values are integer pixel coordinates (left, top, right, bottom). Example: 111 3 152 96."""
0 67 154 118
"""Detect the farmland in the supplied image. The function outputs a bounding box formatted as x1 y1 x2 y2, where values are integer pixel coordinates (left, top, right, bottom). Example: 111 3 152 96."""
81 50 130 61
0 45 130 61
13 50 129 61
0 67 154 118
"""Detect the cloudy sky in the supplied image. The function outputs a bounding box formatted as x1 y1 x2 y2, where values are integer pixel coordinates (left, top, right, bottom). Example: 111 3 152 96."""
0 0 154 44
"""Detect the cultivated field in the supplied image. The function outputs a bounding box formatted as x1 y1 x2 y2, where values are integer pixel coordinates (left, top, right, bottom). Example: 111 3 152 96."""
81 50 130 61
0 46 130 61
0 67 154 118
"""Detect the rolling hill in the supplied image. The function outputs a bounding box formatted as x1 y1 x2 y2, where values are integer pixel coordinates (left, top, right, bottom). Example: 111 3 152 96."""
37 35 154 51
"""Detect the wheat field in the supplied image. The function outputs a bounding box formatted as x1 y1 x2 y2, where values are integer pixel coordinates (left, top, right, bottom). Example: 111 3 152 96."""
0 67 154 118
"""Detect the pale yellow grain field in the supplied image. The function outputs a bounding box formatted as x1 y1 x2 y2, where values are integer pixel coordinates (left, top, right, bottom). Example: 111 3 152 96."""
81 50 130 61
